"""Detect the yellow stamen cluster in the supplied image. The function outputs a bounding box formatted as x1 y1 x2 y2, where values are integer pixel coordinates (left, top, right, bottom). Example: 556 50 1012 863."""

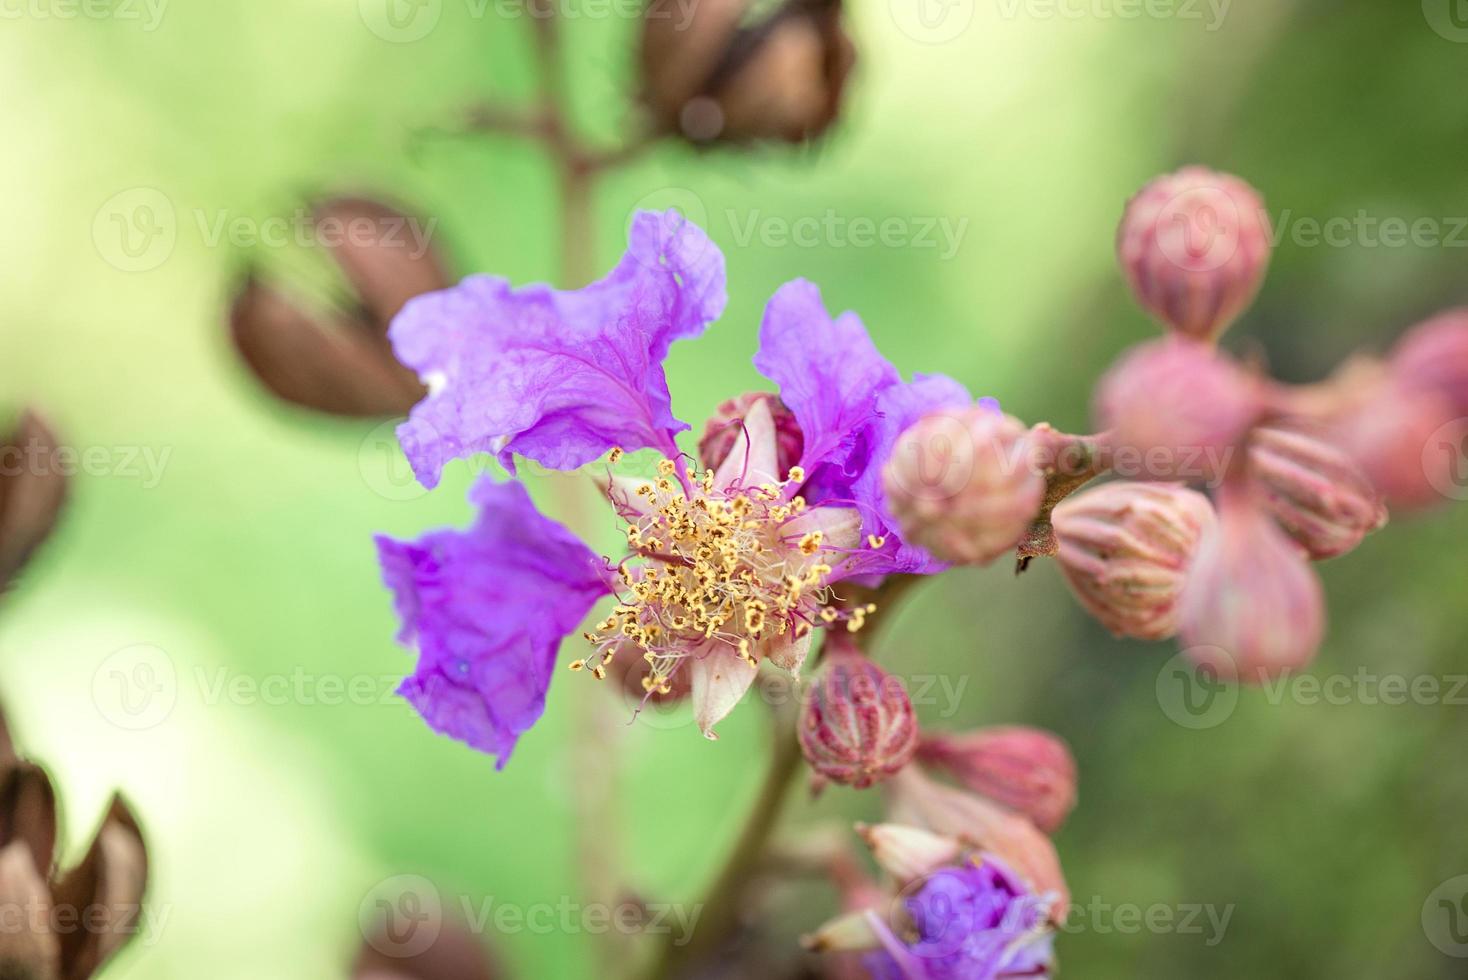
576 453 871 694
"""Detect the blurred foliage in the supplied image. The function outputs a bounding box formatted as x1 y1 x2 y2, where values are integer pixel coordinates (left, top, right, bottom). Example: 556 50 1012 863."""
1 0 1467 977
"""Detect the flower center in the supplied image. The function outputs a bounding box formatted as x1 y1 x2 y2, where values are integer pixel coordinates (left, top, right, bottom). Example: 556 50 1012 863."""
572 456 874 693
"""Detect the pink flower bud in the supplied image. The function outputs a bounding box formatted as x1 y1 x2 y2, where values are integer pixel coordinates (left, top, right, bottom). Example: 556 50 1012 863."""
1052 481 1214 641
698 392 804 476
1095 339 1263 483
1117 167 1272 342
1390 309 1468 414
1248 424 1387 560
882 406 1045 565
798 650 918 789
1336 382 1457 511
916 727 1078 834
1178 486 1325 683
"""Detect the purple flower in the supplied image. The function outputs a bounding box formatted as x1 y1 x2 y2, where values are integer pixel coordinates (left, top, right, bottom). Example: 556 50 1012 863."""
866 857 1055 980
377 212 985 760
375 478 610 767
390 210 727 488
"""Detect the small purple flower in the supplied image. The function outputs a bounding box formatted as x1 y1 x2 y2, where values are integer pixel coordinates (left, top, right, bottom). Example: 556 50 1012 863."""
866 857 1055 980
377 211 987 761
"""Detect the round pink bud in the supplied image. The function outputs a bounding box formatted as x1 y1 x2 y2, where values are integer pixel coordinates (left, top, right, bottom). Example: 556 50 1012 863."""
882 406 1046 565
1094 339 1263 483
1117 167 1272 342
915 726 1078 834
1247 424 1387 560
798 650 918 789
1178 487 1325 683
1052 481 1215 641
1390 309 1468 414
698 392 804 476
1335 382 1457 511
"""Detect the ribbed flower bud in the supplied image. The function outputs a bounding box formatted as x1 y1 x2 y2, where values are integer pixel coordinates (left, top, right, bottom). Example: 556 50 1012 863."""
1178 486 1325 683
640 0 854 145
1053 481 1214 641
882 406 1045 565
1095 339 1263 483
1117 167 1272 343
798 649 917 789
1248 424 1387 560
697 392 804 476
1390 309 1468 414
916 727 1078 834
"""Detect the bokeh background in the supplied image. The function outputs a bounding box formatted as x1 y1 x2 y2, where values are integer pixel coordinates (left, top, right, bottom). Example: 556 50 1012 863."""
3 0 1468 977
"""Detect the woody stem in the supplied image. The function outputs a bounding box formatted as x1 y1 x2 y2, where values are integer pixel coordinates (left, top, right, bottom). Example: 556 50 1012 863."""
1015 425 1113 573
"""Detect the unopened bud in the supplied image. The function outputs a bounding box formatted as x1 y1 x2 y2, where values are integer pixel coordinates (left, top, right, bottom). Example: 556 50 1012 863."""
640 0 855 145
916 727 1077 834
1390 309 1468 415
798 649 917 789
1053 481 1214 641
1335 381 1456 511
856 823 962 885
1178 486 1325 683
698 392 804 476
1095 339 1263 483
1117 167 1272 343
1248 424 1387 560
883 406 1045 565
0 410 68 596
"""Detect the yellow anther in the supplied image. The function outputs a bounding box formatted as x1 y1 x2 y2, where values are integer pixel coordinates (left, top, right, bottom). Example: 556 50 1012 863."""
798 531 824 556
786 465 806 484
867 534 887 549
608 447 625 463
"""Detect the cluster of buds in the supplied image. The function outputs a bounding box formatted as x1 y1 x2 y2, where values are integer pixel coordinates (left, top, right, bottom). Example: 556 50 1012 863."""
0 706 148 980
639 0 855 146
0 410 68 598
877 167 1468 685
228 197 448 417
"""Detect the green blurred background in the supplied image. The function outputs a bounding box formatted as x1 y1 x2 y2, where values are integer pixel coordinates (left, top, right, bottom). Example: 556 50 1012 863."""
3 0 1468 976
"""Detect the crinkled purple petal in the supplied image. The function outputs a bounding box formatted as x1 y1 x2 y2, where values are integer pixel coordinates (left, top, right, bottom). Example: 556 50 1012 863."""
753 279 901 489
375 477 610 767
848 373 973 577
391 210 728 488
865 857 1054 980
